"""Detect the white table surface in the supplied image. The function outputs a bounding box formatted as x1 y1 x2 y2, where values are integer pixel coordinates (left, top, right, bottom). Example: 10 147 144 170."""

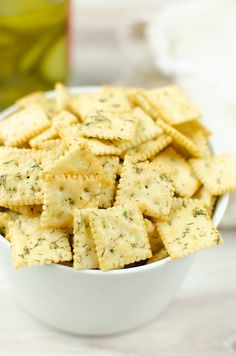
0 227 235 356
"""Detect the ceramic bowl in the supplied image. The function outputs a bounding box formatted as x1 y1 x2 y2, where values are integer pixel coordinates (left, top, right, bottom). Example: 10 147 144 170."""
0 87 229 335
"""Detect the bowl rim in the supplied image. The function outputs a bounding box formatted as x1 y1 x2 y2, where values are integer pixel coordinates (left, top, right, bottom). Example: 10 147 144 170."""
0 86 229 276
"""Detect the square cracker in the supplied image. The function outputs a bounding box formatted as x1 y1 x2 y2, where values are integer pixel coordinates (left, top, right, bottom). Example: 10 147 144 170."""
55 83 70 112
0 212 12 235
41 175 101 228
152 147 200 198
57 124 120 155
97 156 119 208
144 218 164 254
29 111 77 148
8 216 72 268
0 148 61 205
117 108 163 157
82 110 138 140
175 121 212 158
147 247 169 264
0 104 50 147
189 155 236 195
73 209 98 269
174 120 211 138
125 134 172 162
138 86 201 125
88 204 152 271
193 186 216 217
35 139 66 152
16 92 43 108
29 127 58 148
0 172 44 206
44 144 106 179
156 119 201 157
69 88 132 121
115 158 175 219
156 200 223 260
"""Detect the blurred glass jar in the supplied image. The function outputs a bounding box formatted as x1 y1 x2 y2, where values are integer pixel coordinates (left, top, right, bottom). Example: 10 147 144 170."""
0 0 69 109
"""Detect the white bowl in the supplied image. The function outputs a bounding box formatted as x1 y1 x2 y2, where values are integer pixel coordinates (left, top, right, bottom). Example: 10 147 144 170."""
0 87 229 335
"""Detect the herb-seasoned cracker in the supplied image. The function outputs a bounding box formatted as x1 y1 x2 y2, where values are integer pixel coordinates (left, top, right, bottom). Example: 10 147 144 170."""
69 88 132 121
175 120 212 138
136 86 201 125
73 209 98 269
156 119 201 157
175 121 212 158
0 212 12 235
16 92 44 108
156 200 223 260
147 247 169 264
88 205 152 271
97 156 119 208
152 147 200 197
115 158 175 219
41 175 101 228
57 124 121 155
189 155 236 195
83 110 138 140
44 144 105 178
30 110 77 148
35 139 66 152
0 104 50 147
7 205 42 217
125 134 172 161
29 127 58 148
8 217 72 268
55 83 70 112
144 218 164 254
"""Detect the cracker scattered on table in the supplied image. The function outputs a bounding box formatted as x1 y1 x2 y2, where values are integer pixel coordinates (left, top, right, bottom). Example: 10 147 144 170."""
152 147 200 197
8 217 72 268
0 104 50 147
41 175 101 228
189 155 236 195
73 209 98 269
156 200 223 260
88 204 152 271
115 158 175 219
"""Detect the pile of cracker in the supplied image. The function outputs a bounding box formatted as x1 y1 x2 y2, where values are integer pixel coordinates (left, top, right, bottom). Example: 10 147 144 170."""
0 84 235 271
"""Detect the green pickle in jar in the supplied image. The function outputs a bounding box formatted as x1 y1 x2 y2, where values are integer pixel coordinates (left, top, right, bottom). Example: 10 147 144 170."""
0 0 69 109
